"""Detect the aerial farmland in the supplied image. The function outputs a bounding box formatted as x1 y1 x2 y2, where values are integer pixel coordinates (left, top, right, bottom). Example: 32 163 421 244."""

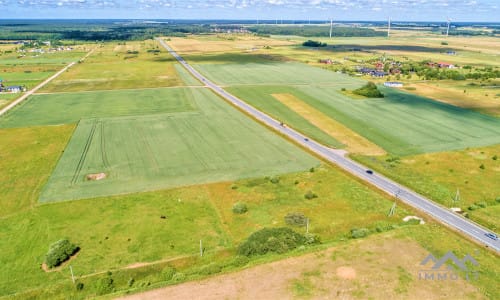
0 17 499 300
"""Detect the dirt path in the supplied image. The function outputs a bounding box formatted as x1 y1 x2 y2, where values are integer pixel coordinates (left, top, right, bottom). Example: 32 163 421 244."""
0 48 95 117
272 93 386 156
117 237 482 300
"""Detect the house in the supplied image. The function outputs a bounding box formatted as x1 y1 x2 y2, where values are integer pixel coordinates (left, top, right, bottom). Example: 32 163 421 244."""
6 86 25 93
446 51 456 55
438 62 455 69
319 59 332 64
384 82 403 88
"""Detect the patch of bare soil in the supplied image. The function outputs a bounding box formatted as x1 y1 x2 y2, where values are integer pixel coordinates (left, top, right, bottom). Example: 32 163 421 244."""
336 266 356 280
117 236 484 300
86 172 106 181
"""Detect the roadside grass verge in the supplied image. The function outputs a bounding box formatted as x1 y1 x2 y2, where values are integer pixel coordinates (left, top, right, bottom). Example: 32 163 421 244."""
353 143 500 230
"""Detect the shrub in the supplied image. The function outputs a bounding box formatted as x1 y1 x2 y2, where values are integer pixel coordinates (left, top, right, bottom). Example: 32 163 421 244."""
44 239 79 268
172 272 186 282
270 176 280 184
95 277 114 295
496 197 500 203
304 233 321 245
303 40 327 47
350 228 370 239
285 212 308 227
161 266 176 281
309 167 315 173
479 164 485 169
477 202 487 208
492 155 498 161
127 278 135 287
199 263 222 276
238 227 307 257
353 82 384 98
304 191 318 200
468 204 479 211
232 202 248 214
231 255 250 267
75 282 84 291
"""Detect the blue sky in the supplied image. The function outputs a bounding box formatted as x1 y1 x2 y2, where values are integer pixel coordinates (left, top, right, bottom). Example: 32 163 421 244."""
2 0 499 21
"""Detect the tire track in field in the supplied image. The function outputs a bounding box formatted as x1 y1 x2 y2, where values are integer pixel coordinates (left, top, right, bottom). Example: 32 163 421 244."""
71 119 98 185
100 120 110 169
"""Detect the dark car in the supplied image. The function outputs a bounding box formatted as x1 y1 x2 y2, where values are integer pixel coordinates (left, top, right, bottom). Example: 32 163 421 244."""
366 170 373 174
304 138 309 141
485 233 498 241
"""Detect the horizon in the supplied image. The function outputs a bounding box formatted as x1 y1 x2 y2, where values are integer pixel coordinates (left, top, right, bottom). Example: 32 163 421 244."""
3 0 499 22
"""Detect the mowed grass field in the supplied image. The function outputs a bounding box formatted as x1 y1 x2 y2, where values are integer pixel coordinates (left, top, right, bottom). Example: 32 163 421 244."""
40 41 190 92
227 84 500 156
39 87 319 202
0 87 199 128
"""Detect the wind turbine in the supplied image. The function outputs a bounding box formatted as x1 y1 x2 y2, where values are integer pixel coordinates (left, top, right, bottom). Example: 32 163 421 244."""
446 17 452 37
387 17 391 38
329 18 333 39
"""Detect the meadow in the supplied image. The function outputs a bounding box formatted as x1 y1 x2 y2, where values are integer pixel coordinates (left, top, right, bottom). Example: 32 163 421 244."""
40 41 189 92
0 87 200 127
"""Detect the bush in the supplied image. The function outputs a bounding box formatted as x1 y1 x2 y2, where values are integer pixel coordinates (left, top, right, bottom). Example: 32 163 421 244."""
172 272 186 282
477 201 487 208
303 40 327 47
492 155 498 161
468 204 479 211
304 191 318 200
350 228 370 239
269 176 280 184
232 202 248 214
161 266 176 281
353 82 384 98
199 263 222 276
44 239 79 268
479 164 485 169
95 277 114 295
127 278 135 287
238 227 307 257
284 212 308 227
231 255 250 267
304 233 321 245
75 282 84 291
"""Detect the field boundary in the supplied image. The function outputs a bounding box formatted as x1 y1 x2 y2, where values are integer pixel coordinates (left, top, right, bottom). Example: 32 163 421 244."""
0 48 95 118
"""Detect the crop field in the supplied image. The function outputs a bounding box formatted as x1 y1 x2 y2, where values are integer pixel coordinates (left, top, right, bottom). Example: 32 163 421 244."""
0 87 201 127
39 87 319 202
193 60 364 87
228 84 500 156
40 41 188 92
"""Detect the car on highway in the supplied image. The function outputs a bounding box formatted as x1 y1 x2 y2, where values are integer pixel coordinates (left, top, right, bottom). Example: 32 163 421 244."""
485 232 498 241
304 138 309 141
366 170 373 174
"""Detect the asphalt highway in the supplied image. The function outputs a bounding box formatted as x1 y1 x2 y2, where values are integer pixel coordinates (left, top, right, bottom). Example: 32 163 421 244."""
157 38 499 252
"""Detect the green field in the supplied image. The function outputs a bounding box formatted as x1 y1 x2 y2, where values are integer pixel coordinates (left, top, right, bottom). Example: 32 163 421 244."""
40 41 187 92
193 61 364 87
0 87 201 127
228 84 500 155
40 87 319 202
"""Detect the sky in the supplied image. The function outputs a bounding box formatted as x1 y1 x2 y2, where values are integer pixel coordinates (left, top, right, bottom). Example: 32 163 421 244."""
1 0 499 22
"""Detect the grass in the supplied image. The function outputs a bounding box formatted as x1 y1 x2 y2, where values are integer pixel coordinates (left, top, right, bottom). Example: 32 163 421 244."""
193 60 363 87
40 41 186 92
271 93 386 155
230 84 500 156
226 85 342 148
352 144 500 230
0 125 75 217
39 87 319 202
0 87 200 128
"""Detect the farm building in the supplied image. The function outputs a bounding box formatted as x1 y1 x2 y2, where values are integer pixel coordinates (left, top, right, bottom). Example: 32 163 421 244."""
5 86 25 93
384 82 403 88
438 62 455 69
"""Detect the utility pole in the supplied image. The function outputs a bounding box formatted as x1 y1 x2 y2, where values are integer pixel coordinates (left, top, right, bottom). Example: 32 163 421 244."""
70 265 75 284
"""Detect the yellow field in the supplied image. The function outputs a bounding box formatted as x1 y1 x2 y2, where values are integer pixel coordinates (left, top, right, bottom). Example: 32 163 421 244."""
408 81 500 117
167 35 295 54
272 93 386 155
